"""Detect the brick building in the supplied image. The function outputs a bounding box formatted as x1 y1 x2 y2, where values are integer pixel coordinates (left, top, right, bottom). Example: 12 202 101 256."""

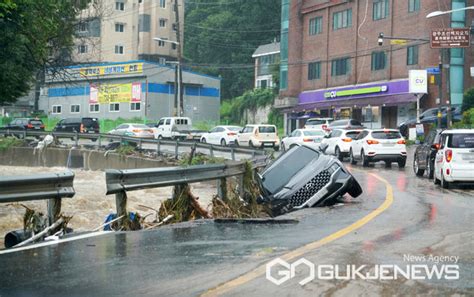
277 0 474 133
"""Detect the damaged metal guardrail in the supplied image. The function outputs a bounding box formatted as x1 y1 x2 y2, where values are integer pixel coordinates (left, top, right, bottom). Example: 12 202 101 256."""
0 129 266 160
0 171 75 225
105 156 268 225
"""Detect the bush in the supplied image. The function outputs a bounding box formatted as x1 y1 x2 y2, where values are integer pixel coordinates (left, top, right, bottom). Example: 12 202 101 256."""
462 88 474 112
0 137 25 151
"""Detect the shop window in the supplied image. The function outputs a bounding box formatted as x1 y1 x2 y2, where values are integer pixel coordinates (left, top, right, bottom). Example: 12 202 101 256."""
363 106 380 122
371 51 386 71
407 45 418 65
373 0 389 21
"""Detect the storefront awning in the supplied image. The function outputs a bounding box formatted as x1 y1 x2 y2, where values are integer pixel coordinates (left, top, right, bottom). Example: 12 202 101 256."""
283 93 420 113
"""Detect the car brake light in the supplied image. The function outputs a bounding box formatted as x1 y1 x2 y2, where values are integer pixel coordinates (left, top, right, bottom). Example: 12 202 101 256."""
367 140 379 145
434 143 440 150
445 149 453 163
303 138 313 142
397 139 406 145
227 132 236 136
342 138 352 142
322 124 327 130
27 124 33 128
40 124 45 128
132 129 140 133
446 168 450 175
80 123 85 133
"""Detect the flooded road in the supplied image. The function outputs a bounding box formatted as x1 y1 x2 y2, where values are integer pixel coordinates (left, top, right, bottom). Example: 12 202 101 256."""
0 166 217 246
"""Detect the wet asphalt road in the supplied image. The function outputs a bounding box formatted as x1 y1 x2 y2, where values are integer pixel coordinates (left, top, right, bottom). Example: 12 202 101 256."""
0 147 473 296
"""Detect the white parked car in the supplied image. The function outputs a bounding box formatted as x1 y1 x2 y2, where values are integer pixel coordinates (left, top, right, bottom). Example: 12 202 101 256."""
149 117 204 140
108 123 154 138
433 129 474 188
236 124 280 151
281 129 325 151
200 125 242 146
321 129 362 161
304 117 334 131
349 129 407 167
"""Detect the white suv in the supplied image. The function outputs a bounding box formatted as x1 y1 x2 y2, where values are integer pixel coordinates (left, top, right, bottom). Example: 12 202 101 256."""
236 124 280 151
349 129 407 167
304 118 333 131
321 129 362 161
433 129 474 188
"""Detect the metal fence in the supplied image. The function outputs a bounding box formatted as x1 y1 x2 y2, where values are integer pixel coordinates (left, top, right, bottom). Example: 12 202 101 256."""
0 129 267 160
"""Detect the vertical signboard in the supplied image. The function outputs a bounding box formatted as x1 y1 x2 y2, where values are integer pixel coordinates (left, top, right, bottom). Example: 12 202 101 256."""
132 82 141 102
409 70 428 94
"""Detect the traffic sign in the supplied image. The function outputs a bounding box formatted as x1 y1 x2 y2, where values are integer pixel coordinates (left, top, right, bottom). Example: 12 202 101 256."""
431 28 471 48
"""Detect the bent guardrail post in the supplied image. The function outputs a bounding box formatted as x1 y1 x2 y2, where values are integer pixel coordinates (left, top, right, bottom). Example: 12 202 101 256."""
74 132 79 147
0 171 75 225
157 139 161 156
209 145 214 158
217 178 228 201
98 134 102 147
231 148 235 161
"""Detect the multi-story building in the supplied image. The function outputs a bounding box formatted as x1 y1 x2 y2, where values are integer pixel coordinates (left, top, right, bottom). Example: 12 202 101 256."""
252 42 281 89
75 0 183 64
277 0 474 133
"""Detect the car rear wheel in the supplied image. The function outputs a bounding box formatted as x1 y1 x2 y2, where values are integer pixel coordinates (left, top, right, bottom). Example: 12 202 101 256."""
413 156 424 176
201 138 206 143
220 138 226 146
273 145 280 151
440 173 450 189
427 159 434 179
361 150 369 167
433 172 440 185
335 146 343 161
349 149 357 165
398 159 406 168
249 140 255 148
281 143 286 151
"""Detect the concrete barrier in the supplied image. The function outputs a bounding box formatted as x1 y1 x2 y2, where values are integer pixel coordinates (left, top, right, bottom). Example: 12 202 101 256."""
0 147 172 170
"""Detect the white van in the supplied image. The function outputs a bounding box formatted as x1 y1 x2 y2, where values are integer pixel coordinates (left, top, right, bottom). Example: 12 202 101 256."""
150 117 204 140
236 124 280 151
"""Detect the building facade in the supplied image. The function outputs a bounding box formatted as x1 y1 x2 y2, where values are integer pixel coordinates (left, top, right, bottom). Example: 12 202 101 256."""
75 0 184 64
40 61 220 122
277 0 474 133
252 42 281 89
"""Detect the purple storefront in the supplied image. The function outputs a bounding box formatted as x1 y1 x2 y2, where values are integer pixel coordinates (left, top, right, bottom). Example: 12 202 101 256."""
283 79 421 133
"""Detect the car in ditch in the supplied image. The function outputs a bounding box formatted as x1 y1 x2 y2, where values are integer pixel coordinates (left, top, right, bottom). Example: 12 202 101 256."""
256 144 363 216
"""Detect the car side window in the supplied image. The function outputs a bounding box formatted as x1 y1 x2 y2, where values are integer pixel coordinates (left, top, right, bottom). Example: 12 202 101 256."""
215 127 224 133
165 119 171 125
290 130 298 137
439 135 448 149
158 119 164 126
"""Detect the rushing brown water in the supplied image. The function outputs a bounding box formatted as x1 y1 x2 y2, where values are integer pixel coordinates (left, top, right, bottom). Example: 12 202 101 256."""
0 166 217 247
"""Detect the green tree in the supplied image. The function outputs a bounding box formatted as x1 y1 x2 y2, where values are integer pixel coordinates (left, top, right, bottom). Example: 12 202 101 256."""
462 87 474 112
0 0 90 104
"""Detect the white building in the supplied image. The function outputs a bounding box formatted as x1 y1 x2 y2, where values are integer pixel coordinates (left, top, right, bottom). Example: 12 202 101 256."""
252 42 280 89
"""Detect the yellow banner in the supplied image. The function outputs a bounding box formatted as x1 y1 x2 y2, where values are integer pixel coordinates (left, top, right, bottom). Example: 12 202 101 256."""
80 63 143 77
97 84 133 104
390 40 408 45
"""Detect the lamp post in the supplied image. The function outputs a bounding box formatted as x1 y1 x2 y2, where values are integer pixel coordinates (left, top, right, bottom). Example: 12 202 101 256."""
153 37 182 116
426 6 474 129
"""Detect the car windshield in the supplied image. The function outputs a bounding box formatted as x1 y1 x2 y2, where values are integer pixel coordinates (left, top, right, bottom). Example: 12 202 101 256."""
262 146 319 193
448 134 474 148
303 130 324 136
259 126 275 133
346 131 361 139
372 131 401 139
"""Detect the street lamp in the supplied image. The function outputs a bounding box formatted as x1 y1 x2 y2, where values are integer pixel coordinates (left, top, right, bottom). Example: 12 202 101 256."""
426 6 474 18
153 37 182 116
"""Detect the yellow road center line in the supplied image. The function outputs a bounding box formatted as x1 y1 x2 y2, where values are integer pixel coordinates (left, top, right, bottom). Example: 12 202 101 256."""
201 172 393 297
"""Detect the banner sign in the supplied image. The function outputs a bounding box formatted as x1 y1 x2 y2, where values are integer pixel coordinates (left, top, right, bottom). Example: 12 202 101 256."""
324 86 388 99
80 63 143 77
409 70 428 94
89 83 141 104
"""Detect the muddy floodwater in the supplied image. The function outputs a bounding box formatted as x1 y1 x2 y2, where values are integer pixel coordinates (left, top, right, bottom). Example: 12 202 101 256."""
0 166 217 247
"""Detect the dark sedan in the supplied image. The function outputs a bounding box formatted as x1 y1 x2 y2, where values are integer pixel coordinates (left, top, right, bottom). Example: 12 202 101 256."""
413 129 443 179
4 118 45 131
257 145 363 216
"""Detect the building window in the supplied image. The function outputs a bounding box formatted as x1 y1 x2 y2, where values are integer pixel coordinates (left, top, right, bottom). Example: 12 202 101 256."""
373 0 389 21
309 17 322 35
52 105 62 114
333 9 352 31
331 58 350 76
407 45 418 65
78 22 88 33
109 103 120 112
308 62 321 80
115 45 124 54
130 102 141 111
172 23 177 31
159 0 166 8
70 104 80 114
78 44 88 54
115 2 124 11
408 0 420 12
171 43 177 50
280 69 288 90
89 104 100 113
159 19 167 27
115 23 124 32
371 51 386 70
157 40 166 47
159 57 166 64
257 80 269 89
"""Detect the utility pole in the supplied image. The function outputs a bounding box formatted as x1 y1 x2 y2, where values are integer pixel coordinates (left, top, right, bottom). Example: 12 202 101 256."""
174 0 183 116
437 49 443 128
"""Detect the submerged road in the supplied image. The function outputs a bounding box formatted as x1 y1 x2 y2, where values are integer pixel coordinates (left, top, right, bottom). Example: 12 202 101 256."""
0 153 472 296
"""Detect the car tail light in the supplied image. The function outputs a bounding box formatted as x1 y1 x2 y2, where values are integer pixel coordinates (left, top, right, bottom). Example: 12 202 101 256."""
433 143 441 150
303 138 313 142
80 124 85 133
132 129 140 133
40 124 45 128
446 168 450 175
342 138 352 142
445 149 453 163
366 139 379 145
397 139 406 145
27 124 33 128
227 132 236 136
322 124 327 130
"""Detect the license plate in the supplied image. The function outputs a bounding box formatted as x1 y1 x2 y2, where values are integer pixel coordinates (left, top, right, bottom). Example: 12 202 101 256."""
314 139 321 143
382 143 394 147
263 143 274 147
34 127 40 130
462 154 474 161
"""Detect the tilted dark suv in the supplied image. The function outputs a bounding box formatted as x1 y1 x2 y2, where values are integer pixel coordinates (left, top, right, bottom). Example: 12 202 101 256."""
413 129 443 179
257 145 363 216
53 118 100 134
